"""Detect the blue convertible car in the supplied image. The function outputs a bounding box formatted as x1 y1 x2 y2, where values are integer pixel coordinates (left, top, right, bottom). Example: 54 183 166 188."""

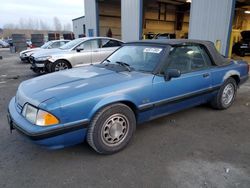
8 40 249 154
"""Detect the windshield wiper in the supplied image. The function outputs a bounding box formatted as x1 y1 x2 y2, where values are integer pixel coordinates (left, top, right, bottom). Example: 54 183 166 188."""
115 61 131 72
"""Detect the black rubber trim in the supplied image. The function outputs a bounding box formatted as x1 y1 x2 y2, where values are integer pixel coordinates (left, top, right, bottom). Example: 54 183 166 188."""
8 113 89 141
138 86 221 112
239 75 249 85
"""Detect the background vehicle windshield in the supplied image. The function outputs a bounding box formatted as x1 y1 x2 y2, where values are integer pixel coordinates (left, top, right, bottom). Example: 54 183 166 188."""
106 45 165 72
40 41 53 49
59 38 83 50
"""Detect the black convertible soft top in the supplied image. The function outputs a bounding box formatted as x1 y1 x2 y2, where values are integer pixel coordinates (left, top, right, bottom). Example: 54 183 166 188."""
127 39 231 66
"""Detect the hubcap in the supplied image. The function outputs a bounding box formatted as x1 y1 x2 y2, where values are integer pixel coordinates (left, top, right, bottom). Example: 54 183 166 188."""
222 83 234 106
54 62 69 71
101 114 129 147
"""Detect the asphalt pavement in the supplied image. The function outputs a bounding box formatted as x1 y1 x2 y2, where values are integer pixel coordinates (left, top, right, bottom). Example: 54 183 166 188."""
0 48 250 188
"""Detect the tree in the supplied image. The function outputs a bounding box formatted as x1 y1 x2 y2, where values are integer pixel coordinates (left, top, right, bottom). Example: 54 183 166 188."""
3 23 16 29
39 19 50 30
63 23 72 31
53 17 62 31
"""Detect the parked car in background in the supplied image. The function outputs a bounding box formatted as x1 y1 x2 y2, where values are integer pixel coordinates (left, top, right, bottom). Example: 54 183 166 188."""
154 33 176 39
7 39 249 154
30 37 123 73
20 40 70 62
233 30 250 56
144 32 156 39
4 39 13 47
26 39 32 48
0 40 10 48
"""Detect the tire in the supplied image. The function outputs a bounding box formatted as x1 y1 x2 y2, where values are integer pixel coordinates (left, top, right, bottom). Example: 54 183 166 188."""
50 60 71 72
210 77 237 110
87 103 136 154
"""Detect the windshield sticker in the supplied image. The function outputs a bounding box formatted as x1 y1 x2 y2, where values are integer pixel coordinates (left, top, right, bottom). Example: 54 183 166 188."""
144 48 162 54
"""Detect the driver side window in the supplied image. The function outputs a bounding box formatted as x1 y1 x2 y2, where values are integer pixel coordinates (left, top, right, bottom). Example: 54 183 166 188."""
76 40 100 50
162 45 211 74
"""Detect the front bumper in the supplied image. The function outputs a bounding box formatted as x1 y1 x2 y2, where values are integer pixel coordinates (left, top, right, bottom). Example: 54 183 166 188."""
8 97 89 149
30 58 51 73
20 55 30 62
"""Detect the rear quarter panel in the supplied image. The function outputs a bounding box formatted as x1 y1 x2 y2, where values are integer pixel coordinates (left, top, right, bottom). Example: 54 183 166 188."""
210 60 248 87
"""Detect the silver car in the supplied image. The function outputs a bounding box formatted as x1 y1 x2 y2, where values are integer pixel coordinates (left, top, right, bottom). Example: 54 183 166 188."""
20 40 70 62
30 37 123 73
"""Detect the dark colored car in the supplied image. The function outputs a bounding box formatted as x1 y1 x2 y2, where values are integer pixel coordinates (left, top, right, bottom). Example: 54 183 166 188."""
7 39 249 154
154 33 176 39
233 30 250 56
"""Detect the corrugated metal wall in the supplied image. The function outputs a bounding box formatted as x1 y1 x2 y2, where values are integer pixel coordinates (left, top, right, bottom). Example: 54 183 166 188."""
189 0 235 56
72 17 85 38
121 0 142 42
84 0 98 37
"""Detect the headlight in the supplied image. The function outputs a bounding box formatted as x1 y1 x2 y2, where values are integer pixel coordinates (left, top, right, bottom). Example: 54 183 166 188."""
22 104 59 126
35 56 52 61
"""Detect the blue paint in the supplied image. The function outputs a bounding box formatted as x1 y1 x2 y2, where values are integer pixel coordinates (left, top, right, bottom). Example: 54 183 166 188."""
8 43 249 149
95 0 99 36
88 29 94 37
139 0 143 40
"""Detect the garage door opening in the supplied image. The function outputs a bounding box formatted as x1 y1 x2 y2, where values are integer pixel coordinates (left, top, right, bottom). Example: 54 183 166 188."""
231 0 250 58
98 0 121 40
143 0 191 40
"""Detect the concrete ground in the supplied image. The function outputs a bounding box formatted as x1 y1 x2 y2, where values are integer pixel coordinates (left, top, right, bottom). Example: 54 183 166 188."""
0 48 250 188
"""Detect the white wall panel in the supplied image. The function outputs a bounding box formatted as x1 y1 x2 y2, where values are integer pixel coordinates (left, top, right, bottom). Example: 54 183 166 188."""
189 0 235 55
72 17 85 38
84 0 98 37
121 0 142 42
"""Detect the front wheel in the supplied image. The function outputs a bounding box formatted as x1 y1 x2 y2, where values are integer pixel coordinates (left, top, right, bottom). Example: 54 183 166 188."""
210 78 237 109
51 60 71 72
87 103 136 154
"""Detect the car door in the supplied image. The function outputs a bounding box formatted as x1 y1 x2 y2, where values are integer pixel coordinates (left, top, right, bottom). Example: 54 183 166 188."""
71 40 95 66
151 45 213 118
50 41 61 49
97 39 123 62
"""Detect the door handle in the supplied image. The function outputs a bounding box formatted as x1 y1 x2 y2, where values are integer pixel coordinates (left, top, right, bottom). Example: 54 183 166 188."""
203 73 210 78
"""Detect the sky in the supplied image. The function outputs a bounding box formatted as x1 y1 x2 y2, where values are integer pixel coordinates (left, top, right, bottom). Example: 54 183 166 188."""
0 0 85 30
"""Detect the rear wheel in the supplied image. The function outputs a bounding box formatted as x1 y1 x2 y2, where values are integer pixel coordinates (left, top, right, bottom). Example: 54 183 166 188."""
87 103 136 154
51 60 71 72
210 77 237 109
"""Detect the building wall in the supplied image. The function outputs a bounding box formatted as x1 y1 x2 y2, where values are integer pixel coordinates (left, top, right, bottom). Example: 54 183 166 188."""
72 17 86 38
121 0 142 42
189 0 235 56
84 0 98 37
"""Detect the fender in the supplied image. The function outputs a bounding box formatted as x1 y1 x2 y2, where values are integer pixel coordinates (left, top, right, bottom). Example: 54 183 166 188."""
223 70 240 82
88 94 138 120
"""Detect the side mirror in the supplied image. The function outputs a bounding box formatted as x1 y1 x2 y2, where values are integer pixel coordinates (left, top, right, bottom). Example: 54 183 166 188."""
164 69 181 81
76 47 84 52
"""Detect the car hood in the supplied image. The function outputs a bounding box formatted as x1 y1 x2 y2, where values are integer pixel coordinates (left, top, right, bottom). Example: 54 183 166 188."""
21 48 40 54
16 65 150 107
31 48 64 58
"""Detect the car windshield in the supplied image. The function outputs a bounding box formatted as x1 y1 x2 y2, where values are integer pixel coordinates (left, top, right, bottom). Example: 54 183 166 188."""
104 45 165 72
59 38 83 50
41 41 53 49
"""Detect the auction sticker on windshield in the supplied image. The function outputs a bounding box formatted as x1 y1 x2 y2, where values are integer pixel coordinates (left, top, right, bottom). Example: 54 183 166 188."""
143 48 162 53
